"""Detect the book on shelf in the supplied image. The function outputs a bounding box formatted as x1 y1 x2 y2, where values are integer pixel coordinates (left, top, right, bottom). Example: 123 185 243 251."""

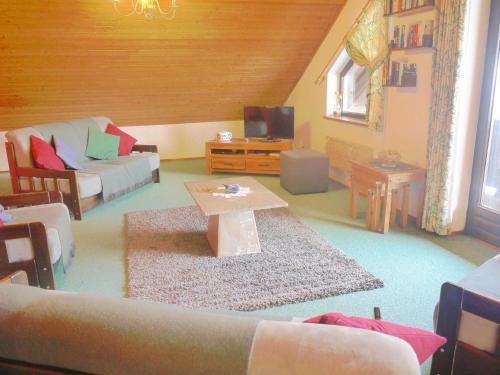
401 63 417 86
390 19 433 49
385 60 417 87
421 20 434 47
385 0 434 14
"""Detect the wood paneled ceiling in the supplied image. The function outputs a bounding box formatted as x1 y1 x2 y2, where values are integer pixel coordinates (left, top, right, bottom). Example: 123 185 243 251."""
0 0 346 129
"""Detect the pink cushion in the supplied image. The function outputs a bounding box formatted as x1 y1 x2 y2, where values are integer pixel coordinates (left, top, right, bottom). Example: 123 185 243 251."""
304 313 446 364
30 136 65 171
105 123 137 156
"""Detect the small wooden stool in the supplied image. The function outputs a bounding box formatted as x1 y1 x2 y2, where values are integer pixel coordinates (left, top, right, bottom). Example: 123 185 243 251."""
366 182 384 231
350 161 426 234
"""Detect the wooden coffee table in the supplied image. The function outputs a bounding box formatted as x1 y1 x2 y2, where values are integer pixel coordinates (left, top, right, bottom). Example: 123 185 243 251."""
185 176 288 257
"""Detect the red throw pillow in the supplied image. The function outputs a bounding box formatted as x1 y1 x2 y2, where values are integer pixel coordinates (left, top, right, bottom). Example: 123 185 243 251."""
105 123 137 156
304 313 446 364
30 136 65 171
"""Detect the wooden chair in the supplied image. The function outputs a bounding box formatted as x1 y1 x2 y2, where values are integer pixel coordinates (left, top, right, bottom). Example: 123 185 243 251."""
431 282 499 375
0 191 64 290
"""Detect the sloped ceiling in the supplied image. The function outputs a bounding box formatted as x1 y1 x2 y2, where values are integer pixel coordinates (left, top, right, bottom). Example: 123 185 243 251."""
0 0 346 129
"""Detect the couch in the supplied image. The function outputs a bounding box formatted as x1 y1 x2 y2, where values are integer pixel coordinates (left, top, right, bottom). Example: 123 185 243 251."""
5 117 160 220
0 284 420 375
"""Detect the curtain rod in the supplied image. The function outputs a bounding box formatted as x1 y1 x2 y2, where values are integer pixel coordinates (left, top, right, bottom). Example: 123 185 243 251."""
314 0 375 85
314 40 345 85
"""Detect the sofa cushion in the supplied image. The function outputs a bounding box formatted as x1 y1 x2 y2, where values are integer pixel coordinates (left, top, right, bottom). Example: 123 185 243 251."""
5 127 44 167
91 116 113 132
4 203 74 267
30 136 65 171
34 119 103 163
105 124 137 156
305 313 446 365
19 172 102 199
54 136 82 170
85 128 120 160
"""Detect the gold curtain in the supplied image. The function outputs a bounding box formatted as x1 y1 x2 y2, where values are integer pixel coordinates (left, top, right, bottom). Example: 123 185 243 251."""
344 0 388 131
422 0 468 234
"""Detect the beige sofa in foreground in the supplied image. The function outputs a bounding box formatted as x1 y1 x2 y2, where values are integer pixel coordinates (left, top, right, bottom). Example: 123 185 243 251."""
5 117 160 220
0 285 420 375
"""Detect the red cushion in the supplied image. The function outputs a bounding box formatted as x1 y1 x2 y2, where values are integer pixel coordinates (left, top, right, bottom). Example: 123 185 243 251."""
105 123 137 156
30 136 65 171
304 313 446 364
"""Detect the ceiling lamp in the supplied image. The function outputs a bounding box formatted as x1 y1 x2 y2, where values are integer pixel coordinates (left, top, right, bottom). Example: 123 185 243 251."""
112 0 177 21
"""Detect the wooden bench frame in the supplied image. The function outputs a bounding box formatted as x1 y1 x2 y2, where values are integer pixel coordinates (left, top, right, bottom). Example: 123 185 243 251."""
5 142 160 220
0 192 65 290
431 282 500 375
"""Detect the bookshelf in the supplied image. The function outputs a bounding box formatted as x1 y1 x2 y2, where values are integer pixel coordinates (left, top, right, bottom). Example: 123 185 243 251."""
383 0 437 88
384 4 435 17
383 83 417 88
390 46 435 52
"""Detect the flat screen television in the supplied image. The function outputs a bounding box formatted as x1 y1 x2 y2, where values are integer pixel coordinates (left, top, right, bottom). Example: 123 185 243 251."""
244 106 294 140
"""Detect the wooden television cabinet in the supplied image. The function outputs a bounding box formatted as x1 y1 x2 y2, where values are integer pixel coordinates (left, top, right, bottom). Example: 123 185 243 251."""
205 138 293 175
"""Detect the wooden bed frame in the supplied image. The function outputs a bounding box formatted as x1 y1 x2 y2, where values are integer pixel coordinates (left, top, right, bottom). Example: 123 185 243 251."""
0 191 64 290
431 282 500 375
5 142 160 220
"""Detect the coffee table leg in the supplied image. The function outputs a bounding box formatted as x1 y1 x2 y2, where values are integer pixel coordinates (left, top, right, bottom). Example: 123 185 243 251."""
207 210 261 257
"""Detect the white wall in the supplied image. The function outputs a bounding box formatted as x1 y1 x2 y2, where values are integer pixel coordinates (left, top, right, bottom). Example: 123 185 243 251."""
120 121 243 160
285 0 490 232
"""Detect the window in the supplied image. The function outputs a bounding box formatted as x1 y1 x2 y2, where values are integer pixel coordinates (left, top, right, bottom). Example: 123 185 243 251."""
326 49 369 121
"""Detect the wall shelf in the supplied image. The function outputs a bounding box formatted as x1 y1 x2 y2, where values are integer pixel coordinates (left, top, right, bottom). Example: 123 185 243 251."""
383 84 417 88
384 4 435 17
390 46 435 52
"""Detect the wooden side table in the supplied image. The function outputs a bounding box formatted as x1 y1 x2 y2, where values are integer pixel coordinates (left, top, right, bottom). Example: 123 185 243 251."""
350 160 426 233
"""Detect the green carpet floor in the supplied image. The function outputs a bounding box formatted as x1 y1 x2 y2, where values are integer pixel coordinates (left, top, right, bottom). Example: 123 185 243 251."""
1 159 497 371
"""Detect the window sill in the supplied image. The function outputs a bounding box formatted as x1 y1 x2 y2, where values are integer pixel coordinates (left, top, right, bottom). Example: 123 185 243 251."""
324 115 369 127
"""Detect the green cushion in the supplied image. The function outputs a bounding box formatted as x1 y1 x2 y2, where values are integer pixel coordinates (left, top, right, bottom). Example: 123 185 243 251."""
85 128 119 160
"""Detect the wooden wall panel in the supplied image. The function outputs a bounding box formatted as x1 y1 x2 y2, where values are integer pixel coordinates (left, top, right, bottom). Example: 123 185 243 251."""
0 0 346 129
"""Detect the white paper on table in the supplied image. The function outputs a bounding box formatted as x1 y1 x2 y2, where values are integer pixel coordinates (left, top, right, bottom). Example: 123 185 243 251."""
212 186 251 198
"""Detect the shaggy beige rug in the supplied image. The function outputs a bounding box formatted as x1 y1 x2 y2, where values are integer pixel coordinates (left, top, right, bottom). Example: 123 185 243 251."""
126 206 383 311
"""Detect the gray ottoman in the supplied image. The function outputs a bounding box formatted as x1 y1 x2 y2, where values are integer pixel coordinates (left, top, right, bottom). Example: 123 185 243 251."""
280 149 329 194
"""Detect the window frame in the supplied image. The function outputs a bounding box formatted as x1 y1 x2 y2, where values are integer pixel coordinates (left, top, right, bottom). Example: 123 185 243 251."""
338 59 368 120
325 48 369 127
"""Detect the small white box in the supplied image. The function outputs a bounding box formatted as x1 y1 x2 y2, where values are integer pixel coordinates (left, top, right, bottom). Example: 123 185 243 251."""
216 131 232 142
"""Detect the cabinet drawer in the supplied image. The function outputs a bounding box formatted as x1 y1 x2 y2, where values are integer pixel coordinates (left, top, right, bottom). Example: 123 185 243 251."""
246 158 280 171
212 157 245 170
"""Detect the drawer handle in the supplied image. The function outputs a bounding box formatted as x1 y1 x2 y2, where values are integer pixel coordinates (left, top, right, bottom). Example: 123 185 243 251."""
223 163 234 166
257 164 270 167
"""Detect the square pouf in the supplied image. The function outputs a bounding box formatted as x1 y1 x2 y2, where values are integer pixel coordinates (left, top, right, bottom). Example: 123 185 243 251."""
280 149 329 194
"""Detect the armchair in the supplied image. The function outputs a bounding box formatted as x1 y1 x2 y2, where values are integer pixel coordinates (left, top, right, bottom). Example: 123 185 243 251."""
0 191 74 290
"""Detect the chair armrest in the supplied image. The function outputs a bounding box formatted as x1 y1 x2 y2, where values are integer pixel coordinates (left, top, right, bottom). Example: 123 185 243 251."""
132 144 158 153
16 167 77 180
0 222 55 289
0 191 63 208
13 167 82 220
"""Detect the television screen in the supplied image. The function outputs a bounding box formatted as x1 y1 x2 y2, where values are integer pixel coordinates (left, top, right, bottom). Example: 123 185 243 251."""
244 106 294 139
